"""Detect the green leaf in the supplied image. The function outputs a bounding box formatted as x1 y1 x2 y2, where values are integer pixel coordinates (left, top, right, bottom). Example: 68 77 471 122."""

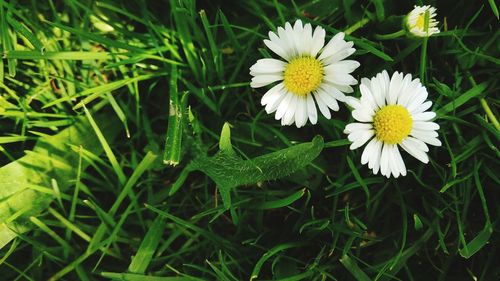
6 14 43 50
250 243 300 280
4 51 110 60
459 225 493 258
413 214 423 231
218 122 235 155
189 125 324 209
128 216 165 274
340 254 372 281
371 0 385 21
436 82 488 116
101 272 194 281
254 188 306 210
0 113 120 249
352 39 393 61
163 65 187 166
488 0 499 19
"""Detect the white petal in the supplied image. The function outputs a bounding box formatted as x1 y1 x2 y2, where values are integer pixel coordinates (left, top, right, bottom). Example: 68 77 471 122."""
352 109 373 122
412 111 436 121
294 97 308 128
250 74 283 88
345 96 361 109
324 81 354 93
393 146 407 176
275 92 294 120
310 26 325 57
313 92 331 119
371 72 388 108
395 73 413 104
302 23 313 55
292 20 305 55
411 128 438 139
406 87 428 112
387 71 404 104
387 145 400 178
370 139 383 174
264 39 289 60
397 79 421 108
276 27 295 58
344 122 373 134
282 95 298 125
265 87 287 113
283 22 298 58
324 72 357 86
321 84 347 102
322 47 356 64
316 89 340 111
400 138 429 163
420 137 441 146
380 143 391 177
405 136 429 152
261 82 285 106
250 58 286 75
349 130 374 150
306 94 318 124
324 60 360 74
411 101 432 114
359 84 378 111
318 32 345 60
361 137 378 165
412 121 440 131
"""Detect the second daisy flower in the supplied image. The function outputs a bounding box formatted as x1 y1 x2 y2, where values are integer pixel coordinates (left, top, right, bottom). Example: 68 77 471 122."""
250 20 360 128
344 71 441 178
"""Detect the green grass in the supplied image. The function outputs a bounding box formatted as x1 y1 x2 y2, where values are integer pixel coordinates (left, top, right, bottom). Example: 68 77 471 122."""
0 0 499 280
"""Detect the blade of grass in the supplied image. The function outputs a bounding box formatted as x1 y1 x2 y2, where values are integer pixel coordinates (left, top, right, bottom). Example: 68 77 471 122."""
83 105 126 184
254 188 306 210
339 255 372 281
128 215 165 274
163 65 186 166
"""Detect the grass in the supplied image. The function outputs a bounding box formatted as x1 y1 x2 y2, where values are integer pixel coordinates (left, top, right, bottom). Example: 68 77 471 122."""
0 0 499 280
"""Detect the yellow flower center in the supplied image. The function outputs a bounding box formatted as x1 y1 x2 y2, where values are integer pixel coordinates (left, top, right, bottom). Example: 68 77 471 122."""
373 105 413 144
283 56 323 96
416 14 425 29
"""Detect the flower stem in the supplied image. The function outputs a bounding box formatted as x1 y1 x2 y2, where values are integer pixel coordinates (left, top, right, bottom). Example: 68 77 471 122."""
479 98 500 131
469 76 500 131
344 18 370 35
374 29 406 40
419 37 428 83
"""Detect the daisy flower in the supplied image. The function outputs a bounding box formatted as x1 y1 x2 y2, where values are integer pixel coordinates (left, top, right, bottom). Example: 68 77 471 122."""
344 71 441 178
250 19 360 128
405 5 440 37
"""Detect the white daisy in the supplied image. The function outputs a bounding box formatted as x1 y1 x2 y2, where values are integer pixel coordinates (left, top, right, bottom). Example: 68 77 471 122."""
250 19 360 128
344 70 441 178
405 5 440 37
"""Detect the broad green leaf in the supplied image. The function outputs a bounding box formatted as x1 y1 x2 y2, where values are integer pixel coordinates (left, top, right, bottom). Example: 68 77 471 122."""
0 113 120 249
189 125 324 209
